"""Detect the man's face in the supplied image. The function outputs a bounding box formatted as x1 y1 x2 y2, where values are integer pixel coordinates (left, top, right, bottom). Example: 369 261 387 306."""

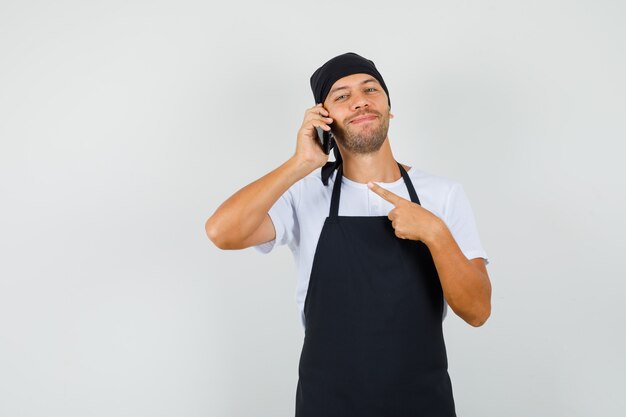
323 73 391 155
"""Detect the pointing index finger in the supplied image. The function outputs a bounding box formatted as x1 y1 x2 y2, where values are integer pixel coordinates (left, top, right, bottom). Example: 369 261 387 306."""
367 182 405 206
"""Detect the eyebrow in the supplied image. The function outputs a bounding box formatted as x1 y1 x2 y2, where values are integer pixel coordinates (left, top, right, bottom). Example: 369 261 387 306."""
328 78 379 95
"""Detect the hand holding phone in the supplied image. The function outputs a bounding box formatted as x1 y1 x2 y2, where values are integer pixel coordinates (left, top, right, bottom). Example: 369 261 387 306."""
294 104 334 171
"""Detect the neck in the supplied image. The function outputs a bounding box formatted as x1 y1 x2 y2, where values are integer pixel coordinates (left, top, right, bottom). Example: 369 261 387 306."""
338 138 406 183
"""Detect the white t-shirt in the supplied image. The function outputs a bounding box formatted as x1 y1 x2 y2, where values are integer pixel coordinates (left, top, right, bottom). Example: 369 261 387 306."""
254 165 489 330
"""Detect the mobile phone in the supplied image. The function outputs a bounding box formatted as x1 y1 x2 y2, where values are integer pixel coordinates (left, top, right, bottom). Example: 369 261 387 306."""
315 126 335 155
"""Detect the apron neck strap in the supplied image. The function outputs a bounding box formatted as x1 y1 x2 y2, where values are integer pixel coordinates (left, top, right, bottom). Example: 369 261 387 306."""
329 164 344 218
398 163 421 205
329 162 421 218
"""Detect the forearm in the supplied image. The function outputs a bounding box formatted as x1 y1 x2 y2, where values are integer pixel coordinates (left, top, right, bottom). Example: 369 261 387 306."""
205 156 313 248
425 220 492 327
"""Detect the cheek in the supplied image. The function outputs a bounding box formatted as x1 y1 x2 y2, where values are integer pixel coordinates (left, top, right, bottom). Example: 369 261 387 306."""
328 112 347 130
327 109 342 123
324 104 345 121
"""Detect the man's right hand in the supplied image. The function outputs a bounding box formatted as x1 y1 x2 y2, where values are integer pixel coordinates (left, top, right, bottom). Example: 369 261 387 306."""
294 104 334 171
206 104 335 250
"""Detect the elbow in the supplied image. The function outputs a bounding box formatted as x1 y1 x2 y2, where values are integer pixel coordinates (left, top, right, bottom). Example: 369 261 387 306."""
465 276 492 327
451 296 491 327
205 217 236 250
467 303 491 327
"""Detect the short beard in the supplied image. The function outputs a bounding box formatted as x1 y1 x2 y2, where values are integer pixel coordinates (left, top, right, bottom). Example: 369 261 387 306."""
332 109 390 155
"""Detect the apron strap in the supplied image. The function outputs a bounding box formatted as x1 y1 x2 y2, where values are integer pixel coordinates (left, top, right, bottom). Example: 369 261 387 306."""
329 164 344 218
329 162 421 218
398 163 421 205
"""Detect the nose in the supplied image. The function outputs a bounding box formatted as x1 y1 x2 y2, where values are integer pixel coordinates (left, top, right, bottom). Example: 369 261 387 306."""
350 91 369 111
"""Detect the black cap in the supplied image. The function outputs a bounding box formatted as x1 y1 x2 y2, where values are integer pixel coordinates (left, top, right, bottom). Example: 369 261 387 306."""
310 52 390 107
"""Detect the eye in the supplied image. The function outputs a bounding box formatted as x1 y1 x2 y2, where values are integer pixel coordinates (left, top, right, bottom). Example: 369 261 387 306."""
335 94 349 101
365 87 377 93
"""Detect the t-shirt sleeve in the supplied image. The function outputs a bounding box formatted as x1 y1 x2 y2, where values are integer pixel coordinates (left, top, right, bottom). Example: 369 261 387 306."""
444 183 489 264
253 181 300 254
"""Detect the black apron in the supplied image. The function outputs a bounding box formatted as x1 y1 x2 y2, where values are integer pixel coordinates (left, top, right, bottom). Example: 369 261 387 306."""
296 162 456 417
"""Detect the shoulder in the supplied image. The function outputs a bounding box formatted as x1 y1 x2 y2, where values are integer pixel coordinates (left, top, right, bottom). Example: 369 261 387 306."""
298 168 339 193
286 169 335 211
406 166 462 198
300 169 327 188
403 165 470 222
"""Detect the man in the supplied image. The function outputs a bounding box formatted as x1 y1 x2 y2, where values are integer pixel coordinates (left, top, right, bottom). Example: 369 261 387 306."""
206 52 491 416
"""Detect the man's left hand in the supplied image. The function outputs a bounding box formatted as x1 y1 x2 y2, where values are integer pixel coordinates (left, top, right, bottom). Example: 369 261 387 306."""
367 182 444 243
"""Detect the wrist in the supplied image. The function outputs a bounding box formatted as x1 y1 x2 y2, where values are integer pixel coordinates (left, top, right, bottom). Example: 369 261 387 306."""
422 217 448 247
290 154 321 176
287 155 318 180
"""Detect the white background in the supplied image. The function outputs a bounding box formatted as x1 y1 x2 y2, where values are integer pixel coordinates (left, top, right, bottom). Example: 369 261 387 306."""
1 0 625 416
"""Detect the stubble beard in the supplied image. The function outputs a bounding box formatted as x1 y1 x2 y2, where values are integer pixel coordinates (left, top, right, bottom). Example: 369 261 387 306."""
332 109 390 155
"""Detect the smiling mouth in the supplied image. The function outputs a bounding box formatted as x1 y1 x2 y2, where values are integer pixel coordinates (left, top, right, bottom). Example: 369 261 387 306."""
349 114 378 124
